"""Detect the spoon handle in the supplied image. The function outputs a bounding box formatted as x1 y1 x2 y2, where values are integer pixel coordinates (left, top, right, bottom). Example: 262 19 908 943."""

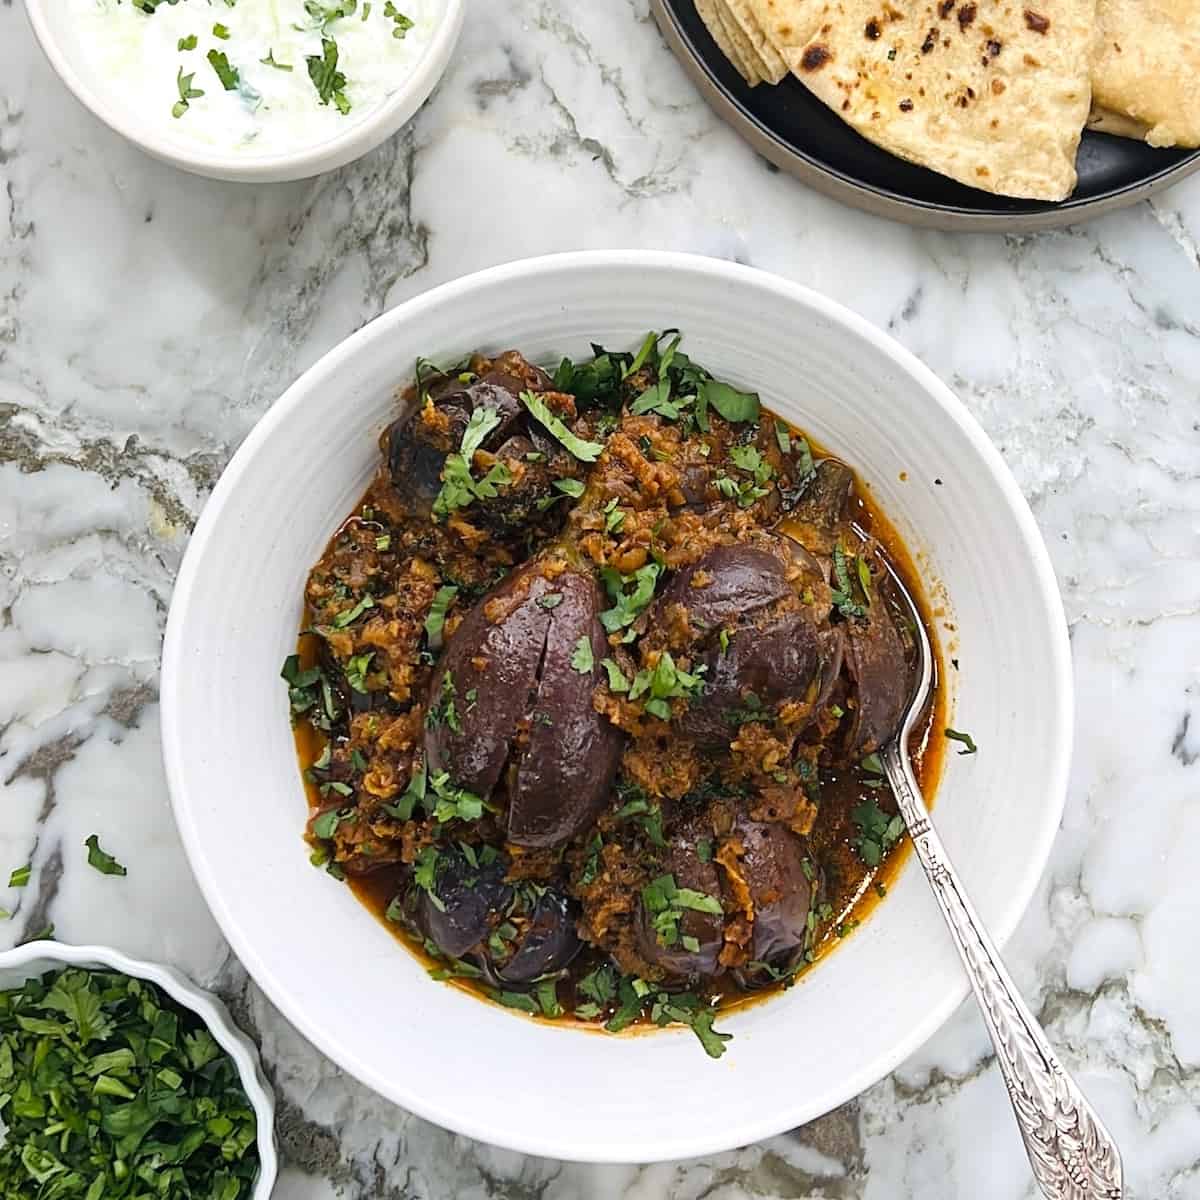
879 742 1123 1200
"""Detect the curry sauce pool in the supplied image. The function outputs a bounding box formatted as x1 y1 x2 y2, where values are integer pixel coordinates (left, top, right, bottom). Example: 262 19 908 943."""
283 333 945 1056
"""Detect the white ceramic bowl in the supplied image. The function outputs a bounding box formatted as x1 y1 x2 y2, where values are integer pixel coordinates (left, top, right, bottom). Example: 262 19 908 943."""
161 251 1072 1162
23 0 464 183
0 940 277 1197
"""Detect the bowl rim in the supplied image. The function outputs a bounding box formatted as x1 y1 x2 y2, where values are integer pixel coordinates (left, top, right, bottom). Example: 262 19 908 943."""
161 249 1073 1161
0 940 278 1197
21 0 465 182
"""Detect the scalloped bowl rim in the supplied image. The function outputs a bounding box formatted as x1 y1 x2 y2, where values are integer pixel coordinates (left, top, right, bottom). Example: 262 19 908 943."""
0 940 277 1198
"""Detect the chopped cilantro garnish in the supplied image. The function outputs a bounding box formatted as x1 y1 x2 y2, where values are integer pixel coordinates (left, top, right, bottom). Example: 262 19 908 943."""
383 0 414 36
628 651 706 720
172 66 204 118
696 838 714 864
177 34 198 50
641 873 722 947
601 657 631 692
207 49 239 90
599 562 662 632
851 796 905 866
306 37 350 113
413 847 444 911
945 728 978 755
831 540 868 620
212 22 231 38
537 592 563 609
382 760 426 821
774 420 791 454
554 477 585 498
690 1004 733 1058
344 651 373 693
85 835 127 877
432 406 512 520
699 379 759 424
570 636 595 674
333 592 376 628
534 978 562 1018
519 391 605 462
613 794 666 847
8 864 31 888
424 585 458 649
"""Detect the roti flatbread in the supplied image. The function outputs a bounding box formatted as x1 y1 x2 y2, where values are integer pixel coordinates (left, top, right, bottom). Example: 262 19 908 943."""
744 0 1097 199
1090 0 1200 148
725 0 792 82
696 0 764 84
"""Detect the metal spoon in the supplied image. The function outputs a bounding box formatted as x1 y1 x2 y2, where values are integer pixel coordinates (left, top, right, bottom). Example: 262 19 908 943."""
878 563 1123 1200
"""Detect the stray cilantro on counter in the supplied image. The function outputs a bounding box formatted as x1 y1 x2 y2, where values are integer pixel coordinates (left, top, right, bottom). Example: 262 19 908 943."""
85 835 127 877
8 864 30 889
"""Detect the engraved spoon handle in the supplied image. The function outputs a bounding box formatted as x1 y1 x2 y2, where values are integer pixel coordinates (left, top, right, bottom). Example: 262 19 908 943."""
880 741 1123 1200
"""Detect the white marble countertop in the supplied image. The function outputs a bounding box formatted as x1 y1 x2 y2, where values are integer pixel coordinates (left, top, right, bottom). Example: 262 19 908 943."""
2 2 1199 1197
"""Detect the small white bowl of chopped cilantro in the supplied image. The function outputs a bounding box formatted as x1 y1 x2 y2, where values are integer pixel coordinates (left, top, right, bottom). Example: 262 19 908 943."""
23 0 464 182
0 940 276 1200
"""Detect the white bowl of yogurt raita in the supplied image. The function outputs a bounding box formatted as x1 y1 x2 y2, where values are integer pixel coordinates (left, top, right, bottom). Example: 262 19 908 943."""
25 0 464 182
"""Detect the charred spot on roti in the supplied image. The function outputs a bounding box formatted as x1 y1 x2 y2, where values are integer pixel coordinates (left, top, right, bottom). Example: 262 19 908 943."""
991 77 1006 93
801 44 833 69
1023 9 1050 33
937 0 955 16
899 97 914 110
921 27 938 51
956 3 977 28
865 18 882 38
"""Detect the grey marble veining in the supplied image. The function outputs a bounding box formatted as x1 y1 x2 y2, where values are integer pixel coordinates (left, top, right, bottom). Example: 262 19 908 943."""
2 1 1199 1197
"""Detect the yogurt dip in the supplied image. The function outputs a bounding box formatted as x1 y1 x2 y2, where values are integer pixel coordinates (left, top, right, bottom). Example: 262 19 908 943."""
67 0 444 157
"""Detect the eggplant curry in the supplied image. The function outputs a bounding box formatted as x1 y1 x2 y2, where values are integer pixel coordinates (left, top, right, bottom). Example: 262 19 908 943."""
283 333 945 1057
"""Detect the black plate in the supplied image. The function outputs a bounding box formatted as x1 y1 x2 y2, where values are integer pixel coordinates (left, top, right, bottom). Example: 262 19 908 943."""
653 0 1200 231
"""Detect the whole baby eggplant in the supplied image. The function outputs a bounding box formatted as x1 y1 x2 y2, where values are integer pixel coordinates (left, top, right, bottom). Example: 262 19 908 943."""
414 846 512 960
383 354 552 514
729 818 817 987
493 888 582 985
656 540 842 747
412 849 581 980
425 558 622 848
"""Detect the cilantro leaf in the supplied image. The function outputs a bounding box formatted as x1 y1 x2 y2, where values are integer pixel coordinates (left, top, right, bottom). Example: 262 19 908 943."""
207 49 240 90
945 728 978 755
85 835 127 877
570 636 595 674
699 379 759 423
519 391 605 462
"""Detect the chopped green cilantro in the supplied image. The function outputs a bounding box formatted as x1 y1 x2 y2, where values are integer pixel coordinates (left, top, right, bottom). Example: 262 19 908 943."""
8 864 31 888
851 797 905 867
699 379 759 424
207 49 239 90
519 391 605 462
570 636 595 674
424 585 458 649
177 34 198 50
212 23 231 38
172 66 204 118
945 728 978 755
601 657 631 692
344 651 373 693
85 835 127 877
599 562 662 632
333 592 376 628
306 37 350 113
